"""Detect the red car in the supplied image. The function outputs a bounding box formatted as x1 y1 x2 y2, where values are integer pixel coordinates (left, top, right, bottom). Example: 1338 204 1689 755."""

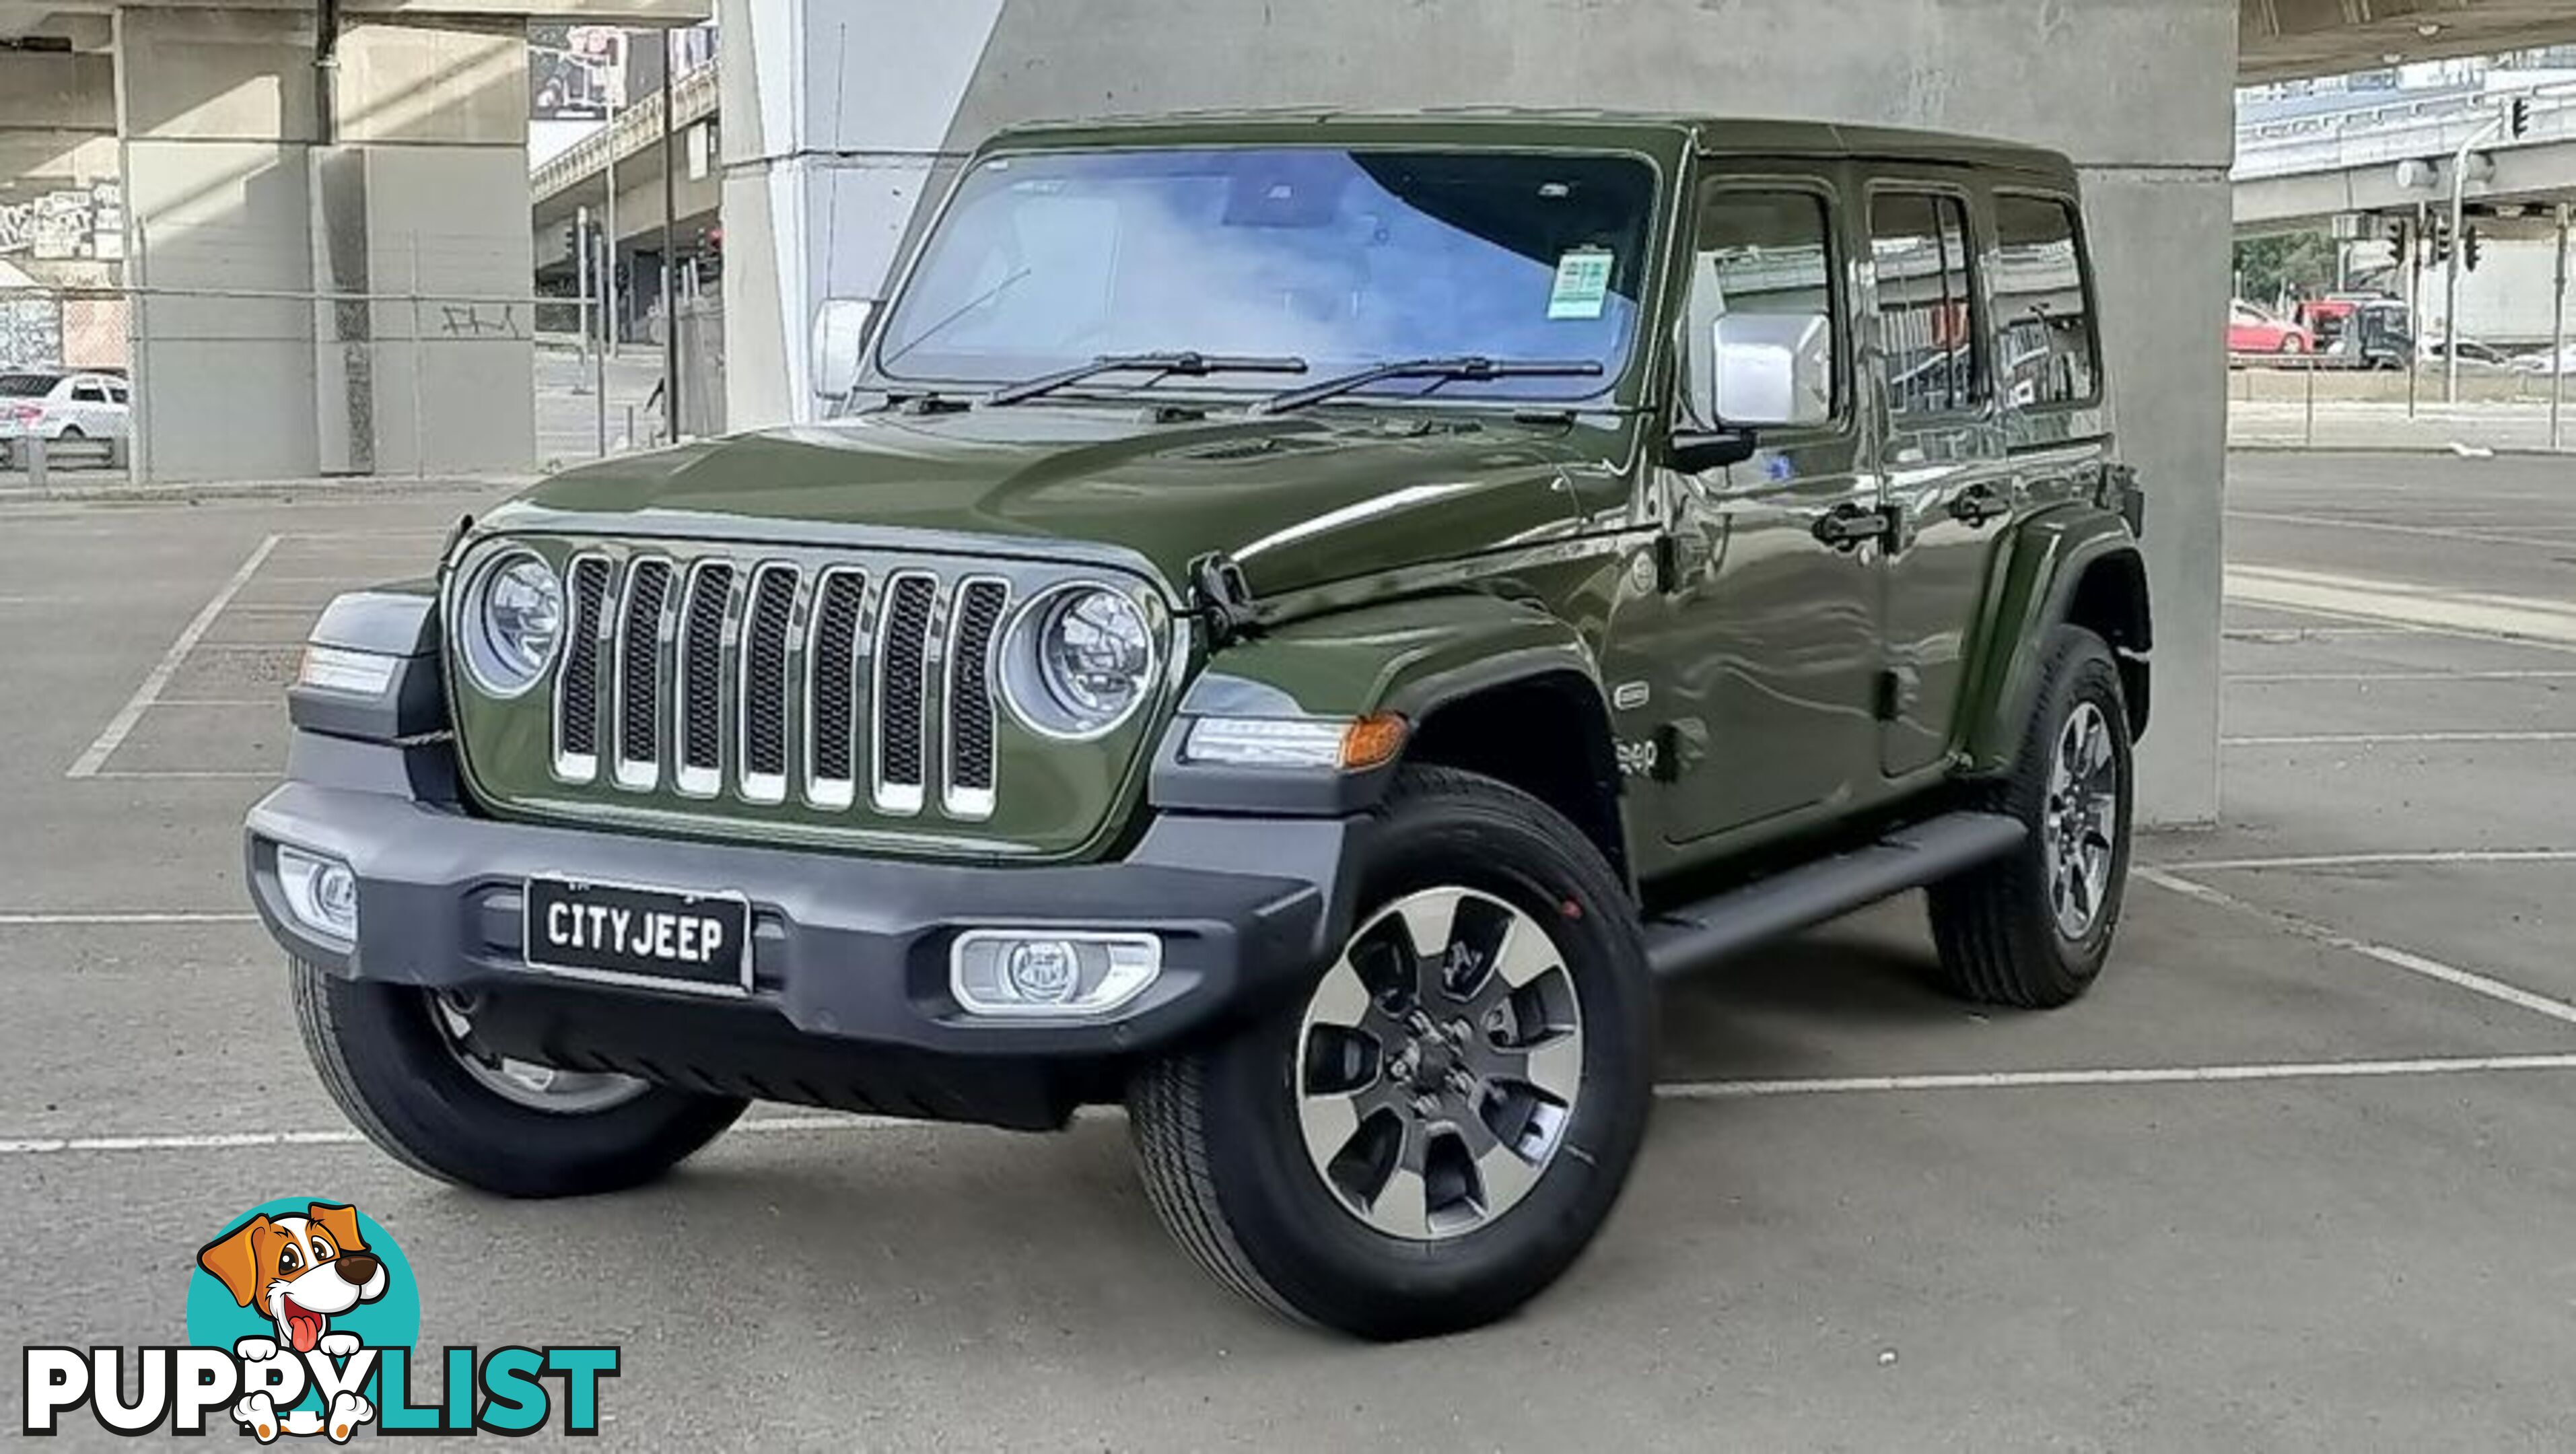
2229 302 2314 355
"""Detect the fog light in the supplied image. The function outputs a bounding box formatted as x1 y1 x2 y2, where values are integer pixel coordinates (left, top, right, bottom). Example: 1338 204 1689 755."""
276 845 358 939
951 931 1161 1017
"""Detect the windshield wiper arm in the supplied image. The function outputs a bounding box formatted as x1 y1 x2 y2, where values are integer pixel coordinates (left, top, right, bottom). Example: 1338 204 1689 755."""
985 351 1308 407
1251 356 1605 415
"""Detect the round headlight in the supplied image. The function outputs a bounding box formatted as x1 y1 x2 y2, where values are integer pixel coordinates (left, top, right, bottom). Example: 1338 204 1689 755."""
461 550 564 697
1002 584 1157 739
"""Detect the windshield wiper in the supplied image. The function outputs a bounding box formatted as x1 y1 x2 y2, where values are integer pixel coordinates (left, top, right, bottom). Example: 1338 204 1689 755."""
1251 356 1605 415
985 351 1309 407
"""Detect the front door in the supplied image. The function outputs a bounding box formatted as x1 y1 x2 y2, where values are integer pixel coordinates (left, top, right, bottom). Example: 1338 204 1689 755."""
1636 176 1885 845
1863 183 2015 777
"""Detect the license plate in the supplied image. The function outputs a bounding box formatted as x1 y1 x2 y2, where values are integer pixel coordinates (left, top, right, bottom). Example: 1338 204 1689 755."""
522 876 751 994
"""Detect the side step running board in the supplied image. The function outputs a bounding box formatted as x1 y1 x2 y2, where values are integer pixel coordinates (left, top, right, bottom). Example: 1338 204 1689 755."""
1643 811 2026 978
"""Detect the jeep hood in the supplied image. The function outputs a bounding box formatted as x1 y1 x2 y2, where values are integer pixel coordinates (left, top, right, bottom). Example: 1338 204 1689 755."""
500 408 1609 596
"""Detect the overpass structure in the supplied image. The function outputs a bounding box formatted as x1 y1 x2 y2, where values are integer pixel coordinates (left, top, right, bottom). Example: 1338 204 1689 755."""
0 0 706 481
2236 81 2576 227
528 50 719 340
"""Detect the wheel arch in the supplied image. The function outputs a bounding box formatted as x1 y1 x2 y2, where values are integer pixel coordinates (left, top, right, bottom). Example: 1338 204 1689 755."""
1155 592 1632 888
1959 510 2152 775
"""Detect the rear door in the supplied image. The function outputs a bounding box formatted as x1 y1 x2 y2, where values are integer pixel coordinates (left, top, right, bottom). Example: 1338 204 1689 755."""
1863 180 2015 778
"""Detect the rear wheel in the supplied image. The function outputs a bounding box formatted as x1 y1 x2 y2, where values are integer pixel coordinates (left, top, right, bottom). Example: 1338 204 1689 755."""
1129 766 1652 1340
1926 626 2134 1008
291 961 746 1197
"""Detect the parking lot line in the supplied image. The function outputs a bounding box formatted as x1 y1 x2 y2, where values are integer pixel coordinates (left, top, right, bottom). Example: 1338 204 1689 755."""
2138 867 2576 1029
15 1053 2576 1158
0 910 260 925
83 769 277 781
2223 730 2576 747
2154 848 2576 872
65 534 281 780
2227 670 2576 683
2227 509 2558 550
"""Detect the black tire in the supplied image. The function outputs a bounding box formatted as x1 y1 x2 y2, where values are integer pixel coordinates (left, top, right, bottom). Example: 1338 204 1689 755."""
291 961 746 1198
1128 765 1654 1340
1926 625 2134 1008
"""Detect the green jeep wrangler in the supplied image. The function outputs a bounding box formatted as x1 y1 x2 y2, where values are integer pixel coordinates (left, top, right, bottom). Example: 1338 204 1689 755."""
246 112 2149 1340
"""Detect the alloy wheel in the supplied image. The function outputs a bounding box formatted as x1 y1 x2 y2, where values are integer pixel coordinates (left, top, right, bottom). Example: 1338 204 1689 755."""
430 994 649 1114
2044 701 2120 940
1294 887 1584 1241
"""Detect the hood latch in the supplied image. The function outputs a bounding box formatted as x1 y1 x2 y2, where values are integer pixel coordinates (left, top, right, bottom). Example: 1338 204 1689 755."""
1188 552 1262 646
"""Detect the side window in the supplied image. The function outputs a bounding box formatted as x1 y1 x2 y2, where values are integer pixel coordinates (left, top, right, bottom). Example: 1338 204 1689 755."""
1870 191 1983 419
1992 195 2098 409
1683 188 1838 429
71 382 108 403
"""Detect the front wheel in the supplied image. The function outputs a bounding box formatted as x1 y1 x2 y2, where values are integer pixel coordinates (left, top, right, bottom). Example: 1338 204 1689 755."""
1129 766 1653 1340
291 961 747 1197
1926 625 2134 1008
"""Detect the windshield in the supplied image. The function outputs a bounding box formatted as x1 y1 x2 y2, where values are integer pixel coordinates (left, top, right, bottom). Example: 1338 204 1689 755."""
0 374 59 398
875 146 1657 404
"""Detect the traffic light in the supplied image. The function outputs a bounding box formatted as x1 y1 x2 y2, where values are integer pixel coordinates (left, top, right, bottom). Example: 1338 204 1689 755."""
2429 224 2452 269
2463 224 2484 273
2509 96 2533 139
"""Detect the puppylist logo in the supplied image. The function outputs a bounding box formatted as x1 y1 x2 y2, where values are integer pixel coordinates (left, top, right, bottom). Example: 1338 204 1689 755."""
22 1198 619 1440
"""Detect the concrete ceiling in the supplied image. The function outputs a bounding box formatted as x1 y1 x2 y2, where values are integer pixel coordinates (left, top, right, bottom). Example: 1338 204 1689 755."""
2243 0 2576 81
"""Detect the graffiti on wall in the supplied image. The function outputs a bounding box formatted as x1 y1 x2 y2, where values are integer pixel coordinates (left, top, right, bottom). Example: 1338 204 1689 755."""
0 182 124 261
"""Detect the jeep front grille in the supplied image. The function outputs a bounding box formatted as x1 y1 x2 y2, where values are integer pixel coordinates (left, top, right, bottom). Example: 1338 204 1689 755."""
554 553 1014 820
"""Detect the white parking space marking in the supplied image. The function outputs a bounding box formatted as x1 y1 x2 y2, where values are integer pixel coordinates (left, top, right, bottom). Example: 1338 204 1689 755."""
2229 509 2554 549
2157 849 2576 872
2227 565 2576 649
1654 1055 2576 1099
2227 670 2576 683
66 534 281 779
0 910 260 925
2139 867 2576 1030
18 1055 2576 1157
83 768 277 780
2225 730 2576 747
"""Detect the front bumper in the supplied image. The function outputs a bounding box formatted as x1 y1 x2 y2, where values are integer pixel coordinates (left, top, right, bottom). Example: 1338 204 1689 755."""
246 734 1360 1119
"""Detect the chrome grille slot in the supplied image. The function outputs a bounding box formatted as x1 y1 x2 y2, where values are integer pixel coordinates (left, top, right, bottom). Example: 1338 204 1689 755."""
613 558 674 789
553 555 614 782
804 568 866 808
872 572 938 815
676 561 736 797
740 564 799 803
942 579 1010 819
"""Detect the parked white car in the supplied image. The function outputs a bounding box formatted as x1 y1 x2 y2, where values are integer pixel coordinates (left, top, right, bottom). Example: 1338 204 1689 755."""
0 369 129 468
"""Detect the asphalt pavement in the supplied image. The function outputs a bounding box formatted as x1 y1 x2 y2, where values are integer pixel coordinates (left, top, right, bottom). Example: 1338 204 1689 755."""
5 452 2575 1449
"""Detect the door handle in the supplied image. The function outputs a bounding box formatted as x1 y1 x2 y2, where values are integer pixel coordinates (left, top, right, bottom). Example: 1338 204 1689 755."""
1810 503 1891 552
1949 483 2012 528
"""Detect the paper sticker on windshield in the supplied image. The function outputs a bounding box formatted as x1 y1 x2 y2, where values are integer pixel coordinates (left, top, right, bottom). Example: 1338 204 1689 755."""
1547 248 1615 320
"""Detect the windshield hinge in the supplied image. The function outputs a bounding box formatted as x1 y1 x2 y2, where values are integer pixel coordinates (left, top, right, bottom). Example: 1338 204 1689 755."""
1188 552 1263 646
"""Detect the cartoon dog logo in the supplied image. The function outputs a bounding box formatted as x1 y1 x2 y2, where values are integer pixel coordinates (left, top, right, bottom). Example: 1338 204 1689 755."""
196 1203 386 1441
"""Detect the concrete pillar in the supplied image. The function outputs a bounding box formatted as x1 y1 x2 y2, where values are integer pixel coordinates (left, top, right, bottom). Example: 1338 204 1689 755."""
115 9 536 481
722 0 2233 825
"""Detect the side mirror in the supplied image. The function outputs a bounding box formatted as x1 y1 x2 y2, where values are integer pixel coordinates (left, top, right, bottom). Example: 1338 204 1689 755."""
810 298 877 401
1706 312 1832 429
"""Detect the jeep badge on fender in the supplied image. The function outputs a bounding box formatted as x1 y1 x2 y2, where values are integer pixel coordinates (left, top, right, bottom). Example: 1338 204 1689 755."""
244 112 2147 1341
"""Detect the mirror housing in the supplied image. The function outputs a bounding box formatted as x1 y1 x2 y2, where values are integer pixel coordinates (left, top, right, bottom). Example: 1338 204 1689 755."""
1705 312 1832 429
810 298 877 401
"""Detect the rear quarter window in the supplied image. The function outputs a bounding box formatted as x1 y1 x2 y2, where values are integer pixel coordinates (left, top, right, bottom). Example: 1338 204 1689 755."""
1992 195 2099 410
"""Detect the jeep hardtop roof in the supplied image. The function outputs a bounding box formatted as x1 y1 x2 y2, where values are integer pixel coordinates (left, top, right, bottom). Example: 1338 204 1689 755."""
981 108 2079 186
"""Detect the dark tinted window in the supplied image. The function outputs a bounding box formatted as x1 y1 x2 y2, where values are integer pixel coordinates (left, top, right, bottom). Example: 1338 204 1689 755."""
1994 195 2097 408
0 374 59 398
1685 190 1838 421
1871 192 1982 417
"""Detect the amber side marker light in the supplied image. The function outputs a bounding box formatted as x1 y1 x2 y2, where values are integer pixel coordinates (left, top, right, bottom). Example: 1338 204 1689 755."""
1338 712 1409 771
